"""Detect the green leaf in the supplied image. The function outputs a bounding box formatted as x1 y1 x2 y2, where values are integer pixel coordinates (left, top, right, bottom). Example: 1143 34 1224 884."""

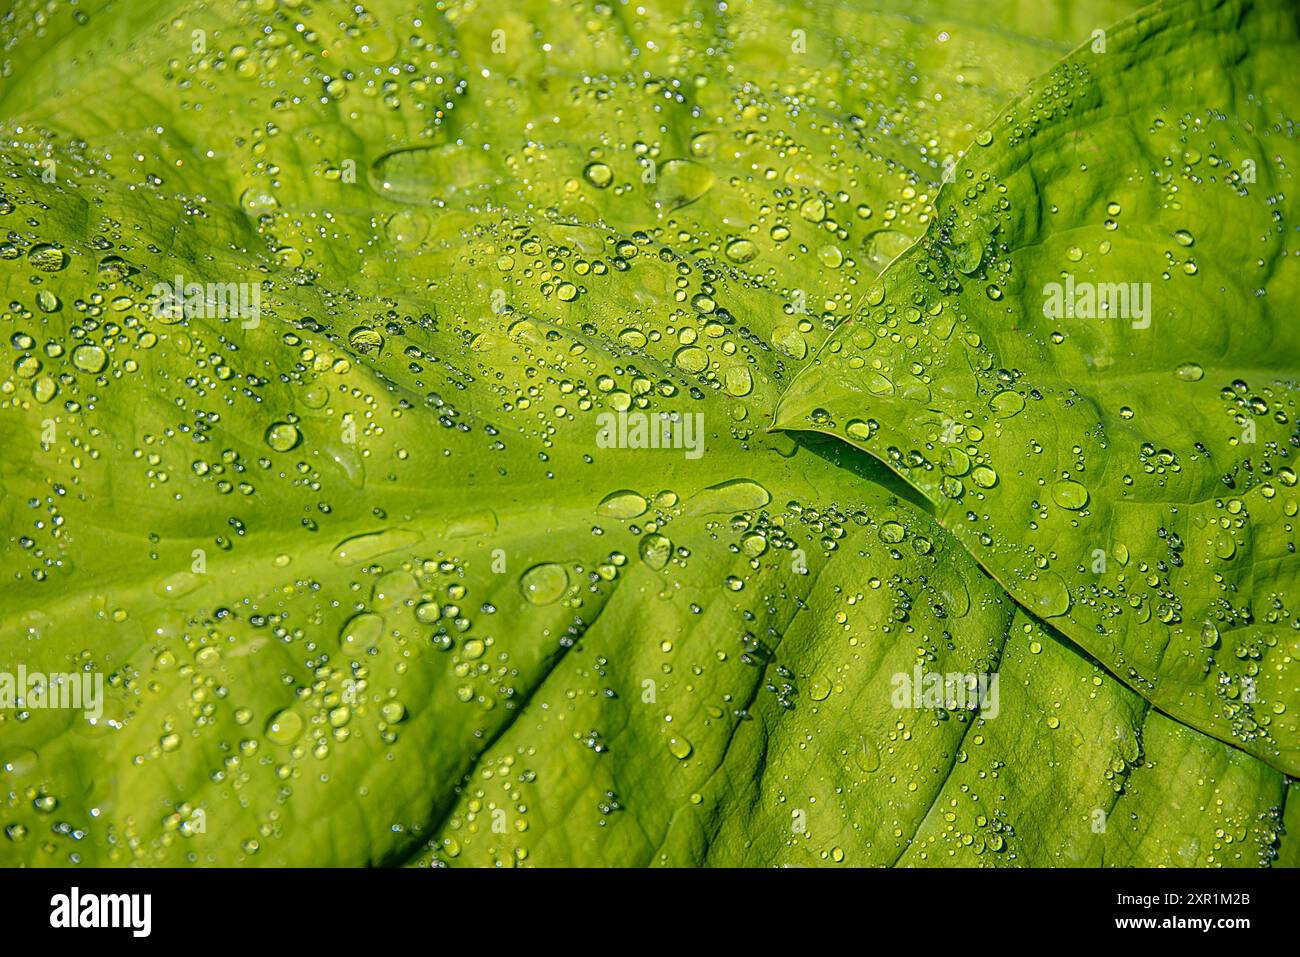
0 0 1289 867
774 0 1300 775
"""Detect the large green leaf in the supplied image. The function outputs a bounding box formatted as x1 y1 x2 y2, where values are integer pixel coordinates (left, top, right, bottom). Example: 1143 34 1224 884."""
0 0 1289 867
775 0 1300 775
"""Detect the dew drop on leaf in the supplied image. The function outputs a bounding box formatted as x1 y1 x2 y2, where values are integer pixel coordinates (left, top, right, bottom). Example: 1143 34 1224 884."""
520 563 569 604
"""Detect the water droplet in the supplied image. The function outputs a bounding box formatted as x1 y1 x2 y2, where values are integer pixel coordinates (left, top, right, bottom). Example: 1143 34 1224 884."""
1033 572 1071 617
1175 362 1204 382
27 243 67 272
725 238 757 263
773 326 807 359
667 735 693 760
864 229 913 270
239 186 279 213
264 421 301 452
855 736 881 772
989 391 1024 417
941 447 971 476
597 490 648 519
583 161 613 188
799 197 826 222
878 521 905 543
331 529 422 565
724 365 753 396
71 344 106 373
386 211 431 248
809 676 831 701
266 709 304 745
520 563 568 605
673 346 708 373
371 145 491 204
98 255 130 280
1050 480 1089 510
0 748 39 777
349 327 383 354
340 612 383 655
689 479 770 514
846 419 875 442
638 533 672 571
689 131 718 157
653 159 714 211
373 570 419 612
950 236 984 274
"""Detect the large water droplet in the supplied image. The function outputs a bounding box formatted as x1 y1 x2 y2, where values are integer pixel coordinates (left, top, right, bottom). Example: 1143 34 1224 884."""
1051 480 1089 510
27 243 67 272
583 161 613 188
340 612 384 655
864 229 913 270
520 563 568 605
371 144 492 204
264 421 301 452
597 490 648 519
331 529 422 565
689 479 771 514
266 709 304 745
667 735 693 760
638 533 672 570
653 159 714 211
71 344 107 374
1033 573 1071 617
